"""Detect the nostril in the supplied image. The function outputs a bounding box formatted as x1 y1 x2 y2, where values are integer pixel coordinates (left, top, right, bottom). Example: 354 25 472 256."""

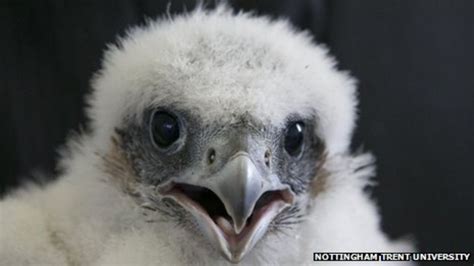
208 148 216 165
264 149 271 168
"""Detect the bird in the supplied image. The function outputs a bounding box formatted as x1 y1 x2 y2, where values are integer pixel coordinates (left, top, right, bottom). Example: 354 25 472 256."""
0 5 414 265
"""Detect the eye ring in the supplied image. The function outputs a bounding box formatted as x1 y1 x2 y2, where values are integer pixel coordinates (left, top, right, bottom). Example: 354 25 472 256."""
150 110 181 149
284 121 305 157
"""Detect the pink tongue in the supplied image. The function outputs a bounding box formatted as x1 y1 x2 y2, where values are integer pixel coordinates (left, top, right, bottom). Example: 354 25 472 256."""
215 216 234 234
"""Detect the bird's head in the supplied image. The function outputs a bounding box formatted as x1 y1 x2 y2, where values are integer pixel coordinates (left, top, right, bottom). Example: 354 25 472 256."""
88 7 357 263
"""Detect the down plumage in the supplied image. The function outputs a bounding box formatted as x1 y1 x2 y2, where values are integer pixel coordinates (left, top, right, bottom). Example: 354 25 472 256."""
0 6 413 265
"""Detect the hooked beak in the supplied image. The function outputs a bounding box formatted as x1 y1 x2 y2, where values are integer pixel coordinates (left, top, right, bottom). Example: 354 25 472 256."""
159 152 294 263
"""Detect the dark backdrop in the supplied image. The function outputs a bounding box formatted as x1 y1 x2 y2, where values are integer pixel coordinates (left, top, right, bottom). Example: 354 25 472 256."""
1 0 473 262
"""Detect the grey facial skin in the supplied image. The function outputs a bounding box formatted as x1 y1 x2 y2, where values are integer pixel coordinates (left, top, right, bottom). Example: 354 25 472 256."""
114 106 325 261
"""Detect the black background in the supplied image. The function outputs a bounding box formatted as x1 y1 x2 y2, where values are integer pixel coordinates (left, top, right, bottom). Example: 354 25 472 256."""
0 0 473 263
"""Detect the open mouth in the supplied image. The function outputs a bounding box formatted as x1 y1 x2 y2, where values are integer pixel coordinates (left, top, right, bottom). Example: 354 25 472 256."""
159 182 294 262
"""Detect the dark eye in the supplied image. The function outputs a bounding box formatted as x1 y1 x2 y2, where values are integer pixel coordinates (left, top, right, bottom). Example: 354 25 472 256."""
284 121 305 156
150 111 180 148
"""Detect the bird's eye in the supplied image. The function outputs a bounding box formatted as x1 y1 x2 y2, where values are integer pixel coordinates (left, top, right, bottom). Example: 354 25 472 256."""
150 111 180 148
284 121 305 157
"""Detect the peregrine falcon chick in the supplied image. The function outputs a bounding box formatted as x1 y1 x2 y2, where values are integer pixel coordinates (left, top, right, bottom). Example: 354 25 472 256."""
0 6 414 265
